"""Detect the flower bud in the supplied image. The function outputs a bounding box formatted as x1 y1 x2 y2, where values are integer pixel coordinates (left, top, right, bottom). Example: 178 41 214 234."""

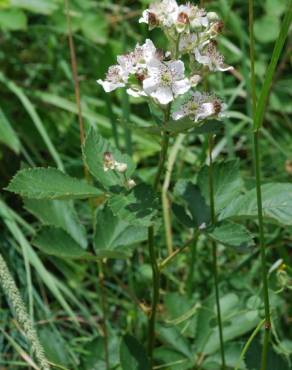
176 12 189 33
190 74 201 87
127 179 136 189
115 162 128 173
210 21 224 36
103 152 115 172
207 11 219 22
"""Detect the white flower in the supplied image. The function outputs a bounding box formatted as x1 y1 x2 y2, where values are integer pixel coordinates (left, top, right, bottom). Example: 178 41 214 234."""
179 33 198 54
194 42 233 72
176 3 209 31
143 59 190 105
97 65 127 92
139 0 178 29
117 39 157 75
172 91 225 122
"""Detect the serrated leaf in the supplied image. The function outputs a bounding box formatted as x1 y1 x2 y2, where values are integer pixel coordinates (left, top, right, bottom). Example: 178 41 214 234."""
24 199 87 249
108 183 158 227
33 226 91 259
0 107 21 153
83 129 135 190
203 310 260 355
198 160 244 214
219 183 292 226
120 335 149 370
174 180 210 228
206 221 254 249
6 168 103 200
94 206 147 259
172 203 194 228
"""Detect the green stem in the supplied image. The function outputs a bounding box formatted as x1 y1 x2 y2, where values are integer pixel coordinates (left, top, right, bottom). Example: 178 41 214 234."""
208 134 226 370
254 131 271 370
248 1 271 368
147 108 170 368
98 261 110 370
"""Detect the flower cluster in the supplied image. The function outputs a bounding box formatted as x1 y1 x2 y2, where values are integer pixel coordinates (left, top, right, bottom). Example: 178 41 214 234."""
103 152 136 189
97 0 233 125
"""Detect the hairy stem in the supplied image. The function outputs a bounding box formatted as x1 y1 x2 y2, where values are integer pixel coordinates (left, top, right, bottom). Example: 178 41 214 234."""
98 261 110 370
248 2 271 368
162 134 185 255
208 134 226 370
148 108 170 368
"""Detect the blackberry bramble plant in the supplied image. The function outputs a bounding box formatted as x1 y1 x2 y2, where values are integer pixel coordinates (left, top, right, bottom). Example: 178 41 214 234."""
97 0 232 368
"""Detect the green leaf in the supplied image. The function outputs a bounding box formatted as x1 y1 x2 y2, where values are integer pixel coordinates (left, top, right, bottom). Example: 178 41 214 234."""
33 226 91 259
24 199 87 249
0 8 26 30
253 1 292 129
158 326 192 359
203 309 260 355
6 168 103 200
94 206 147 259
254 15 280 43
11 0 59 15
172 203 194 228
81 12 108 44
0 107 20 153
109 183 158 227
206 222 255 249
83 128 135 190
219 183 292 226
120 335 149 370
197 160 244 214
174 180 210 228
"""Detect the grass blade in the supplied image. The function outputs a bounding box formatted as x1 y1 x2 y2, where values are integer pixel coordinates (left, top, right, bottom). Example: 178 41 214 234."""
0 72 64 170
254 2 292 130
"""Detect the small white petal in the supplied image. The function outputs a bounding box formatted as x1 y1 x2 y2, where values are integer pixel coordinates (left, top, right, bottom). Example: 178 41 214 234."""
195 102 215 121
173 79 191 96
143 77 159 94
194 49 210 65
97 79 125 93
152 86 173 105
172 109 185 121
168 60 185 79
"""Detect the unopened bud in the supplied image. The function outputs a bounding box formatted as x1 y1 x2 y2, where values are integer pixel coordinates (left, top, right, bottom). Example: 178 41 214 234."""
210 21 224 36
190 74 201 87
148 12 159 29
115 162 128 173
127 179 136 189
207 11 219 22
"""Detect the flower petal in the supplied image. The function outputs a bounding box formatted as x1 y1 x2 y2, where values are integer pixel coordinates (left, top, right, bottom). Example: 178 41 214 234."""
152 86 173 105
173 79 191 96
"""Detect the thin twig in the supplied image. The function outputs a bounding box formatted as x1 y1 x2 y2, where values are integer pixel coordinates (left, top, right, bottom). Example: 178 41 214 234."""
64 0 86 147
162 134 185 255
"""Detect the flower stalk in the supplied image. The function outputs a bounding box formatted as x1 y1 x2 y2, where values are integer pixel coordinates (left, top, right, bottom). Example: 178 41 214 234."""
148 108 170 368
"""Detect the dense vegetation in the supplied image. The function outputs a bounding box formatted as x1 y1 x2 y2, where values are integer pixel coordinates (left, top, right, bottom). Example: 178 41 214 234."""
0 0 291 369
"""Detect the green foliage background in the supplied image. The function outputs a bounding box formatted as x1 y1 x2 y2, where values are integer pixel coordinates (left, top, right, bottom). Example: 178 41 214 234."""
0 0 291 369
